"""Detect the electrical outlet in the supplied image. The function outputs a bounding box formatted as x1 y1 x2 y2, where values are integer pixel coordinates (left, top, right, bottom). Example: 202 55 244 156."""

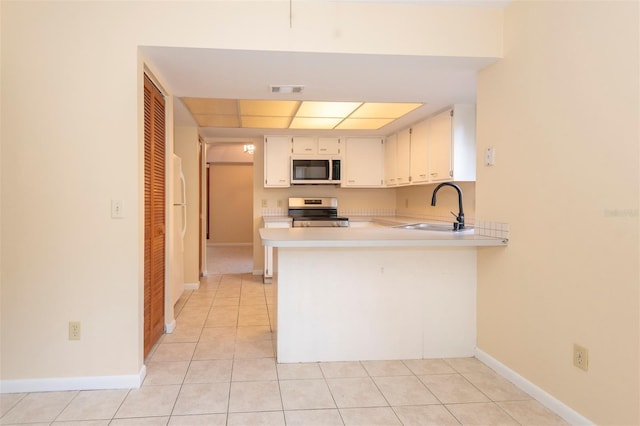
404 198 409 208
485 146 496 166
69 321 81 341
261 199 268 208
573 343 588 371
277 199 283 208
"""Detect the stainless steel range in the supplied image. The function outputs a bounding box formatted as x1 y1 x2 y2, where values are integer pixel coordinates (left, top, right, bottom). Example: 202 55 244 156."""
288 197 349 228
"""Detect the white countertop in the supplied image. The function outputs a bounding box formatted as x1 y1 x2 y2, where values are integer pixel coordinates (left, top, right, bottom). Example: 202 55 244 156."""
259 225 508 248
263 216 292 223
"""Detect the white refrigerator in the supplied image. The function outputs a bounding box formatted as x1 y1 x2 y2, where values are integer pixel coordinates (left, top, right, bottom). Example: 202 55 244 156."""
168 154 187 327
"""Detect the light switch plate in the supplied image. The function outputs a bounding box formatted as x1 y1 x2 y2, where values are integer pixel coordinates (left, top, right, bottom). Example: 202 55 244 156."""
111 199 124 218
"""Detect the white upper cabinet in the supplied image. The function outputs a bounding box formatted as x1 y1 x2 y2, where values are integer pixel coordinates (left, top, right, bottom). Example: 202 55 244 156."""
385 104 476 186
342 137 385 188
384 133 397 186
427 109 452 182
292 136 341 155
318 137 341 155
428 105 476 182
396 128 411 186
409 120 429 184
450 104 476 181
264 136 291 187
292 136 316 155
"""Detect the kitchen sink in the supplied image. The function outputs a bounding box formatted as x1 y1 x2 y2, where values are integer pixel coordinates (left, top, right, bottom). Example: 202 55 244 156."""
393 222 474 233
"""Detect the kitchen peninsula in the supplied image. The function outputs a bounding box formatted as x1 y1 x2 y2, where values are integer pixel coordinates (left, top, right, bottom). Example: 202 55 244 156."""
260 224 507 363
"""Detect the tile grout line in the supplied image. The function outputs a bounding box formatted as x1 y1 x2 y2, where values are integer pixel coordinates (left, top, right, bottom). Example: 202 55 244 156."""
318 361 346 425
365 364 405 425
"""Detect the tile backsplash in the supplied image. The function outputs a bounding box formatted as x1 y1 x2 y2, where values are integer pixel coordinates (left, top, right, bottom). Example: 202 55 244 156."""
261 208 287 217
476 221 510 240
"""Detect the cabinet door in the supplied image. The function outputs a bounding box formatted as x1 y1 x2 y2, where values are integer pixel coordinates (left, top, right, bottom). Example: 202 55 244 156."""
292 136 317 155
450 104 476 181
428 109 453 182
263 220 291 283
318 137 341 155
396 128 411 185
410 119 429 184
343 137 384 187
384 134 397 186
264 136 291 187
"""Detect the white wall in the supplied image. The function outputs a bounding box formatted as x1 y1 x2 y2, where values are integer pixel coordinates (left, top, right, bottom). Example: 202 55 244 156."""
209 164 254 245
207 143 254 164
0 1 503 387
476 2 639 424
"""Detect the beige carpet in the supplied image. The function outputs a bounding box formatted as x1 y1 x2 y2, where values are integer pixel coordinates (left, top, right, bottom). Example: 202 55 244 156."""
207 244 253 275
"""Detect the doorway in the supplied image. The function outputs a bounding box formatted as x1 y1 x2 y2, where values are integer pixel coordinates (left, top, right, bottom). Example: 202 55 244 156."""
207 161 254 275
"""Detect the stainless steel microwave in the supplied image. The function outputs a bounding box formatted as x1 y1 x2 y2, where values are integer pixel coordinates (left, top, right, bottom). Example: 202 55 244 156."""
290 156 341 184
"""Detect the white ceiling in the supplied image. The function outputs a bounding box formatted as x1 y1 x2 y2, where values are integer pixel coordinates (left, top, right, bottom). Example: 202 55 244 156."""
141 47 499 140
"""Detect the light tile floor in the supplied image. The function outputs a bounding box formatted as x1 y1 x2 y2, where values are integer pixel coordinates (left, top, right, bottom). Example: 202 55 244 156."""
0 248 569 426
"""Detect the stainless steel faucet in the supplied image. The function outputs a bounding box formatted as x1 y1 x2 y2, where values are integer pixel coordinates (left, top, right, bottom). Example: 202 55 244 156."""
431 182 465 231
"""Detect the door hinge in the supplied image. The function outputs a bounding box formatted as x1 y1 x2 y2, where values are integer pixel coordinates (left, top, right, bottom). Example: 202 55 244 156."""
449 170 453 177
450 109 454 117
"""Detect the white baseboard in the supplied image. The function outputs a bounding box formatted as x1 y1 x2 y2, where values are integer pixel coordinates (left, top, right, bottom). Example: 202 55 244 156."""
184 281 200 290
475 348 593 425
165 319 176 333
0 365 146 394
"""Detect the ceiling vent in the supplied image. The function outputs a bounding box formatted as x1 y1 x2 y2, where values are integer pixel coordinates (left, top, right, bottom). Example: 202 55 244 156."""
270 85 305 94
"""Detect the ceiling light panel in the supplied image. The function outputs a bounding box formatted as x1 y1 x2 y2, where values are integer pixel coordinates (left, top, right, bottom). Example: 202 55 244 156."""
289 117 343 130
296 101 362 118
194 115 240 127
182 97 238 115
350 102 423 119
239 100 300 117
241 116 291 129
335 118 395 130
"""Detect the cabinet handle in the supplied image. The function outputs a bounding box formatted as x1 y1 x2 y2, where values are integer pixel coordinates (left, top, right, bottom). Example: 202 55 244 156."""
430 173 438 177
419 174 426 178
305 148 312 151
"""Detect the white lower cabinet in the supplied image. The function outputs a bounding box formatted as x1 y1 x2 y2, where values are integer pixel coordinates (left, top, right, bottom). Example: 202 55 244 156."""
276 246 477 362
263 219 291 283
